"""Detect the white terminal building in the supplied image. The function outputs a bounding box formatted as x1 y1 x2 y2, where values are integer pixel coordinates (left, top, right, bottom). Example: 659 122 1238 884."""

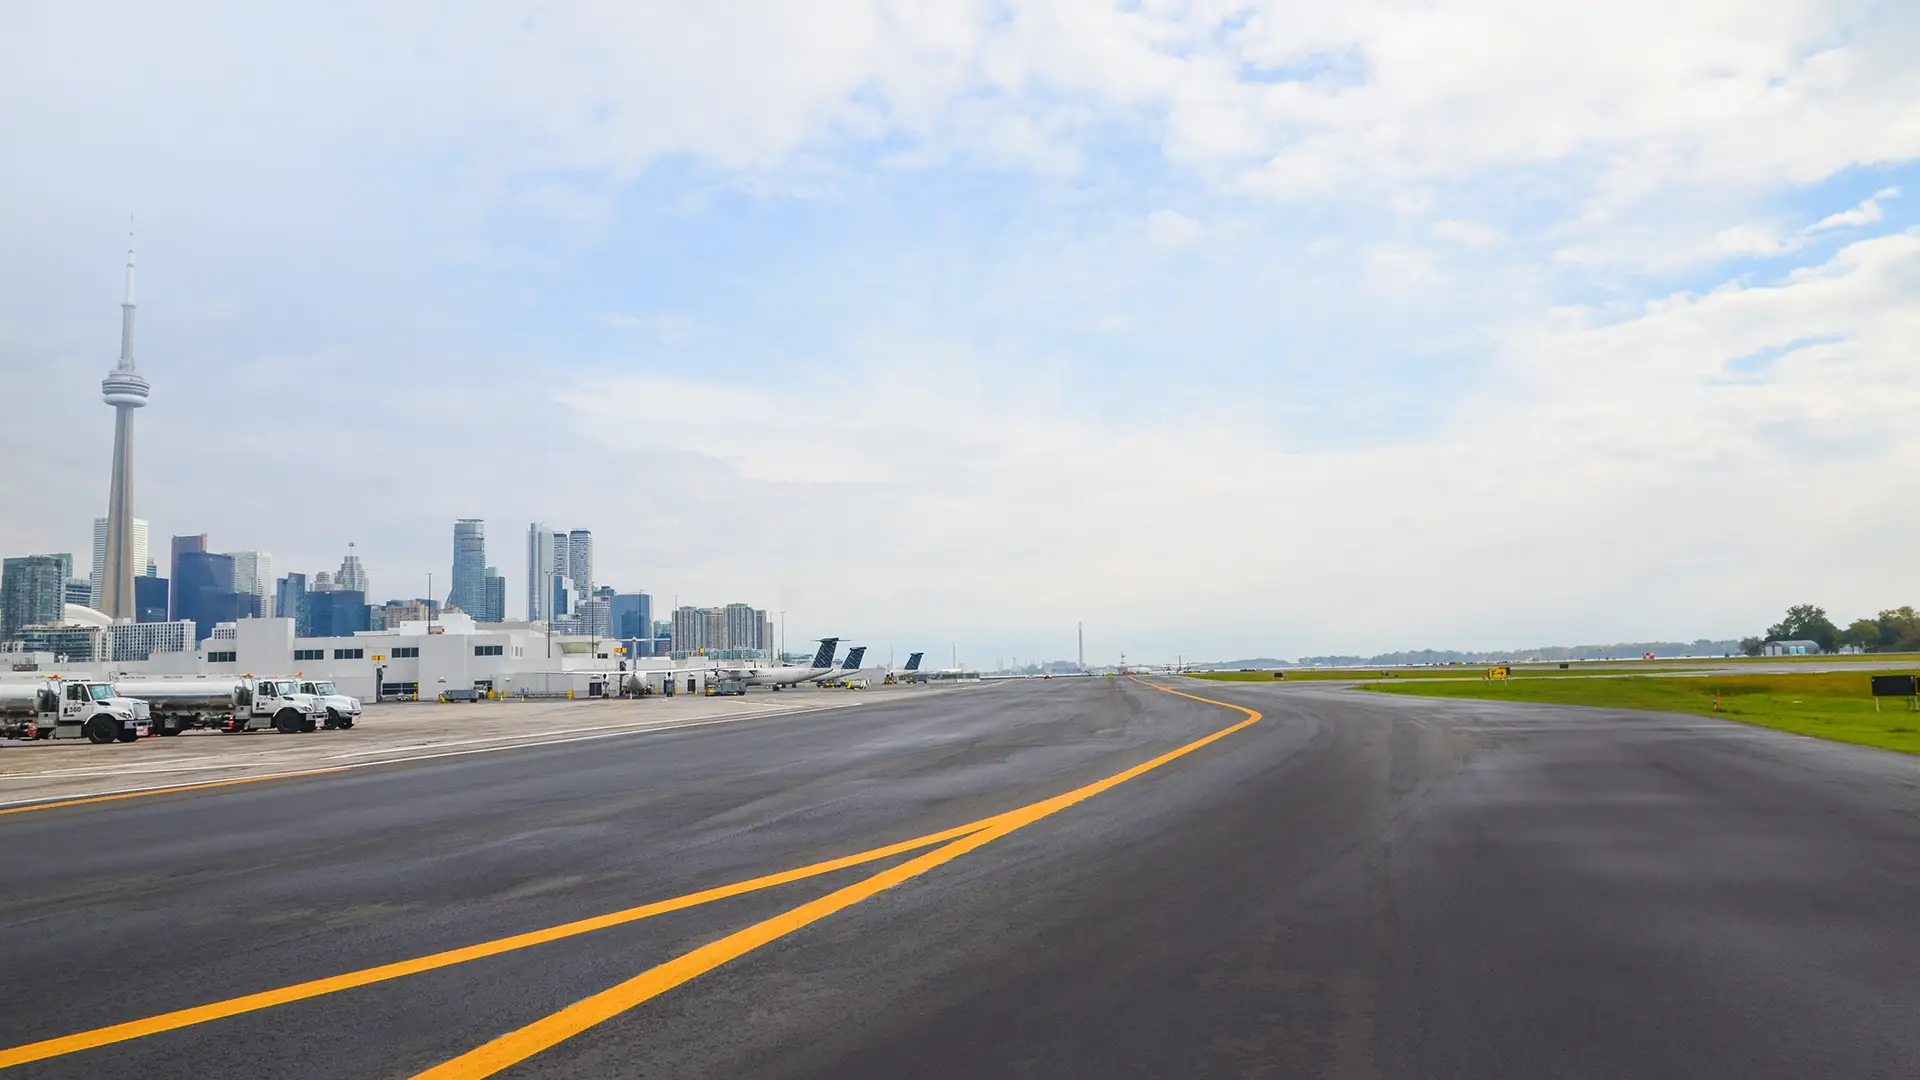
7 614 722 700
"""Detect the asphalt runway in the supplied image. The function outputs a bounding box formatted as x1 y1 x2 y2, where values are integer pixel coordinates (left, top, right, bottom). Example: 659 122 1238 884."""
1 677 1916 1079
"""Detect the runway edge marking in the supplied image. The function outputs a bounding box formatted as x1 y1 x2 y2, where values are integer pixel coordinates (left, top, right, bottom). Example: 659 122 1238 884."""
408 679 1260 1080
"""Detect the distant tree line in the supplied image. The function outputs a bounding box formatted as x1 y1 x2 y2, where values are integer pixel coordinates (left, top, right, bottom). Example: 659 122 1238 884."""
1293 641 1743 666
1738 604 1920 656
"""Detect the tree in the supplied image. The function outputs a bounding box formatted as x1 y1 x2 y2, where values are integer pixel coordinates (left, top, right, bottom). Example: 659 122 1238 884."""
1879 606 1920 652
1739 636 1764 658
1764 604 1839 652
1843 618 1884 651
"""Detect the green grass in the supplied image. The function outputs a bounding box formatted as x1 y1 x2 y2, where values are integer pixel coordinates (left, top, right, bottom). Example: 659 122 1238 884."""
1189 664 1704 683
1364 671 1920 755
1191 669 1488 682
1715 651 1920 664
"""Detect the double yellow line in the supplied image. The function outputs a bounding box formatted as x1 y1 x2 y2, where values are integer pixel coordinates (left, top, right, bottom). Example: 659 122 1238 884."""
0 680 1258 1077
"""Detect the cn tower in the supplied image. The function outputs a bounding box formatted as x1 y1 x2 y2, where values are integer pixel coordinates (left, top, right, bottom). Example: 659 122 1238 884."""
98 229 150 620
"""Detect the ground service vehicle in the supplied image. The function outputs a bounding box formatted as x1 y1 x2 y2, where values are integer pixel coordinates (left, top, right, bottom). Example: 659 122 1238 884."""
295 680 362 729
0 677 151 743
705 677 747 697
113 676 327 735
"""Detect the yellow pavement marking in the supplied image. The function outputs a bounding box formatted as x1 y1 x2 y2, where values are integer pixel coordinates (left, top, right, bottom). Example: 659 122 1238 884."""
409 680 1259 1079
0 820 996 1070
0 767 354 817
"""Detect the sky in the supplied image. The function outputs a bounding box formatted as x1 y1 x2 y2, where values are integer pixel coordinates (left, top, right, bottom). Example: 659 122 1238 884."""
2 0 1917 665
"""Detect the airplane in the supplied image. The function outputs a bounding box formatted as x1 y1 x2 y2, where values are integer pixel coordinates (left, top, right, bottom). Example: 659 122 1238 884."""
813 646 869 686
886 652 926 684
726 637 841 690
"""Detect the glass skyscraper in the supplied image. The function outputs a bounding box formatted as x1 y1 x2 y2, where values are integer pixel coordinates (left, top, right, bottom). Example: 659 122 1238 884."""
481 568 506 624
526 524 556 622
2 555 69 641
449 519 487 616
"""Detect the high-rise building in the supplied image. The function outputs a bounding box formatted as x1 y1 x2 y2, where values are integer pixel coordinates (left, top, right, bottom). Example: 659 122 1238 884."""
275 573 308 635
480 568 506 624
99 234 150 621
552 532 570 614
108 619 194 661
373 599 437 629
65 579 93 607
667 602 770 656
135 576 170 624
169 535 206 619
576 597 611 638
449 519 487 615
227 551 274 617
336 543 369 596
567 529 592 601
527 524 557 622
307 590 370 637
311 571 335 592
724 602 768 653
173 551 252 643
611 592 653 652
2 555 70 641
670 605 706 654
91 516 150 610
17 624 104 662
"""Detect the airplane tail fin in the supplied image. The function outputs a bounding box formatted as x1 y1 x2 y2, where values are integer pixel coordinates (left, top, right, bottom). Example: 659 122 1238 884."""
809 638 839 669
844 646 867 670
905 652 923 671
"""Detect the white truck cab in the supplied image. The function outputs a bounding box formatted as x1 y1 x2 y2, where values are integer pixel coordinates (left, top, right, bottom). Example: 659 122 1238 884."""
296 680 361 729
0 677 151 743
252 678 327 733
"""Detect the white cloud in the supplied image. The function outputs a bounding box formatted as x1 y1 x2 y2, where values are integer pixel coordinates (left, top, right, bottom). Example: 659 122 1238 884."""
1146 209 1204 248
1363 246 1440 294
1809 186 1901 232
1432 220 1506 248
8 2 1913 213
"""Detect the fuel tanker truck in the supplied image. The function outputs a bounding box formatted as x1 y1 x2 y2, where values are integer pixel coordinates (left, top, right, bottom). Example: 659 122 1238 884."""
111 675 327 736
295 679 360 729
0 676 151 743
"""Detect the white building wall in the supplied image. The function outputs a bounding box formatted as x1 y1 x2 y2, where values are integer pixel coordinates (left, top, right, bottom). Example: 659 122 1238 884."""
38 615 707 700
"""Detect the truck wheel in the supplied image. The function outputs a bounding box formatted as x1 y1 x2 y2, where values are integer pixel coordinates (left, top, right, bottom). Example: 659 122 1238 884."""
86 717 118 744
274 710 301 734
337 716 355 729
117 726 140 743
157 717 181 736
300 713 317 733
